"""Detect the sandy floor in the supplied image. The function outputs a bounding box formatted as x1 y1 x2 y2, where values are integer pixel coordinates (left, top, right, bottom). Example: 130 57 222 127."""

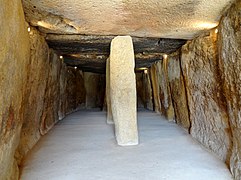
20 110 233 180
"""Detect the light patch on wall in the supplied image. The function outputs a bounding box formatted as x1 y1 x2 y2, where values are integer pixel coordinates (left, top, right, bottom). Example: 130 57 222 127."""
163 54 168 59
138 67 148 71
27 26 34 35
194 22 218 30
37 21 54 29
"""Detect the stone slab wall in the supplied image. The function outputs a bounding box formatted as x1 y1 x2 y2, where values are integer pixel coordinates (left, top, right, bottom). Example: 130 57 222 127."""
149 1 240 179
0 6 86 178
150 65 162 113
136 72 153 110
17 28 86 164
167 52 190 130
218 0 241 178
0 0 30 179
63 68 86 114
150 60 175 120
83 72 106 109
181 30 231 161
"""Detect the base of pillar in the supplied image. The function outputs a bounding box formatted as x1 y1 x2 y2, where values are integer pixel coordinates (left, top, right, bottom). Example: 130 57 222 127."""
106 118 114 124
117 140 139 146
116 135 139 146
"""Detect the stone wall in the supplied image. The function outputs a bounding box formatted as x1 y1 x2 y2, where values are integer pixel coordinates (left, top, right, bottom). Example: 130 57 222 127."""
218 0 241 178
0 0 30 179
136 72 153 110
17 28 86 168
83 72 106 109
181 31 231 161
63 68 86 114
149 1 240 178
0 5 86 178
167 52 190 130
150 60 175 120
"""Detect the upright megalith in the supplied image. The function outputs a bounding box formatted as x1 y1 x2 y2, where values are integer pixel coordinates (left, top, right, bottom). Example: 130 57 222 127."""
106 58 114 124
109 36 138 146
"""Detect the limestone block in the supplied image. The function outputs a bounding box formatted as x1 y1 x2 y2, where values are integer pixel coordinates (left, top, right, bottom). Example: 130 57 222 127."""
218 1 241 178
106 58 114 124
110 36 138 146
65 68 86 112
136 72 153 110
143 72 154 111
39 50 62 135
17 28 87 168
18 28 50 160
167 52 190 130
83 72 105 109
150 65 162 113
150 60 175 120
181 31 231 161
58 64 68 120
136 73 145 108
156 59 175 120
0 0 30 179
83 72 98 109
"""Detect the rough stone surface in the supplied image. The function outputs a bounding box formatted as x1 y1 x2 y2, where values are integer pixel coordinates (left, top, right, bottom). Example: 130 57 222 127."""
23 0 233 39
143 72 154 111
16 28 86 168
65 68 86 112
150 61 175 120
0 0 30 179
218 1 241 178
181 30 231 162
136 72 154 110
17 28 51 162
38 49 61 135
167 52 190 130
150 65 162 113
156 60 175 120
136 73 145 108
83 72 105 109
106 58 113 124
110 36 138 146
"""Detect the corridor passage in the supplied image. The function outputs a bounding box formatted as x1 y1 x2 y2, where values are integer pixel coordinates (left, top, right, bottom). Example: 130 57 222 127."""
20 110 232 180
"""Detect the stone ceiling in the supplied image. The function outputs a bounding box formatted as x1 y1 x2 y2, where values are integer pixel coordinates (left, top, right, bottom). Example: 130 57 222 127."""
23 0 233 39
23 0 233 73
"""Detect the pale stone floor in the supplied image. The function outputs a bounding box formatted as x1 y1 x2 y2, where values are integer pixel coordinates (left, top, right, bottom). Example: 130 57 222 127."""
20 110 233 180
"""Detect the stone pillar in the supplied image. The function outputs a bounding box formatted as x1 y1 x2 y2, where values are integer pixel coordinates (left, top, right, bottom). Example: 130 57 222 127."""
110 36 138 146
106 58 114 124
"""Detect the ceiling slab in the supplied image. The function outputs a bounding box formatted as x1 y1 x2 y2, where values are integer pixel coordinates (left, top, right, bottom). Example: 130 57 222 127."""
23 0 233 39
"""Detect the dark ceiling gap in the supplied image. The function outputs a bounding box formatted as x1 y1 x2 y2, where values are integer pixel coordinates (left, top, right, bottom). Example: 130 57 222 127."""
45 34 186 73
